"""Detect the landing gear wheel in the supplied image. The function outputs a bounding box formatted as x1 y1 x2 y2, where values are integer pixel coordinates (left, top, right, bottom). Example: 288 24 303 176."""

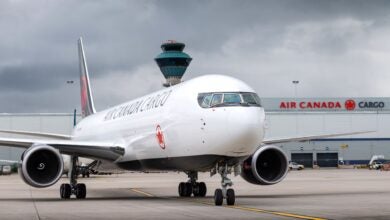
75 183 87 199
178 182 186 197
193 183 200 197
180 172 207 198
61 156 88 200
226 188 235 206
214 164 235 206
184 182 193 197
60 183 71 199
214 189 223 206
198 182 207 197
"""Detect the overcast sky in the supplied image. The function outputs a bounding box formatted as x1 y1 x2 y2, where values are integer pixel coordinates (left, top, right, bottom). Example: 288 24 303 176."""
1 0 390 113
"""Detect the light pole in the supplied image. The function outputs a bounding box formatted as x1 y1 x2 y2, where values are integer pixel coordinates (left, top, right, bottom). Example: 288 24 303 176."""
292 80 299 98
292 80 299 135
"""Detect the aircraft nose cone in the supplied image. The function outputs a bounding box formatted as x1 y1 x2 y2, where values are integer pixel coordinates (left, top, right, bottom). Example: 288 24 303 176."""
226 108 265 155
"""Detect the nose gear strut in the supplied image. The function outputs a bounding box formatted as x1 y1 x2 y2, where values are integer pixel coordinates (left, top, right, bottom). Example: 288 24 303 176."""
213 164 236 206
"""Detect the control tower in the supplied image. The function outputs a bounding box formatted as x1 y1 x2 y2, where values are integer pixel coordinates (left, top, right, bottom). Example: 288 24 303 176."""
155 40 192 87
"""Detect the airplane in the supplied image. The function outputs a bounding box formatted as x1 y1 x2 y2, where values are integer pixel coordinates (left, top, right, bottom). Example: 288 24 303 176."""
0 38 369 206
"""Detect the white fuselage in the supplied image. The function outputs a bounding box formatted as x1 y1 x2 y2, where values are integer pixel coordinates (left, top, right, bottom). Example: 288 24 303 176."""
71 75 265 171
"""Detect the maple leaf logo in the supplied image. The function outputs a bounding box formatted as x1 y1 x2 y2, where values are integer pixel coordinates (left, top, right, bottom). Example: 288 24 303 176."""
156 125 166 149
345 99 356 111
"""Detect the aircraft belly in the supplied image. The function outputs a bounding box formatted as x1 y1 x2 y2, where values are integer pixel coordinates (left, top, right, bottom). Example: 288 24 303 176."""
116 155 247 172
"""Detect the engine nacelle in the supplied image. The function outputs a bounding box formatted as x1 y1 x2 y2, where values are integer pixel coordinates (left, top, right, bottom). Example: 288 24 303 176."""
19 144 64 188
241 145 288 185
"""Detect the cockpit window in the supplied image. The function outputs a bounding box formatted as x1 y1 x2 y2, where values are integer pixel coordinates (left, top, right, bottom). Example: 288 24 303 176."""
242 93 258 105
197 92 261 108
223 93 241 104
201 94 212 107
210 94 223 107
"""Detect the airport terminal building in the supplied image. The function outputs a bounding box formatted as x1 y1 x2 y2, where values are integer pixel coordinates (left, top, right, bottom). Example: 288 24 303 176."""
0 113 77 163
1 97 390 168
263 97 390 167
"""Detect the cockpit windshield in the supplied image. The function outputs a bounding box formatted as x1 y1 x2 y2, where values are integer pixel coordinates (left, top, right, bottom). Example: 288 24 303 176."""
198 92 261 108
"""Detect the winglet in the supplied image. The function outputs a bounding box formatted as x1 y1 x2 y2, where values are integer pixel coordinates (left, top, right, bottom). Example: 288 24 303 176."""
78 37 96 118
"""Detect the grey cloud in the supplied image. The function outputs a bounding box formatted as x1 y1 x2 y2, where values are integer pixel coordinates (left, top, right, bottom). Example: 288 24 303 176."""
0 65 77 92
0 0 390 112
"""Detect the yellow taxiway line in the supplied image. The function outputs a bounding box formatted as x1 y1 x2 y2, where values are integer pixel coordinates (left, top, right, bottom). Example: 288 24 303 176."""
130 188 327 220
130 188 155 197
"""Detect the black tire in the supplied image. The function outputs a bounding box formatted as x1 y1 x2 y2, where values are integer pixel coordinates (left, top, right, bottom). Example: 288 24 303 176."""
86 172 90 178
214 189 223 206
193 183 200 197
226 188 235 206
184 182 192 197
178 182 186 197
60 183 71 199
60 184 65 198
75 183 87 199
198 182 207 197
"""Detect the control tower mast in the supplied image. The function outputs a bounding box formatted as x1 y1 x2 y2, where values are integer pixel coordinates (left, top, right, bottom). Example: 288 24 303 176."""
154 40 192 87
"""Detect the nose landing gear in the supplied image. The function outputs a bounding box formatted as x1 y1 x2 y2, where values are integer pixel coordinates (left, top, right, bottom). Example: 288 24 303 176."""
178 171 207 197
213 164 236 206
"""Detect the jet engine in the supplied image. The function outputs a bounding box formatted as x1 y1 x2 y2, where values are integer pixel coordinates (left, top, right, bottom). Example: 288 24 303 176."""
241 145 288 185
19 144 64 188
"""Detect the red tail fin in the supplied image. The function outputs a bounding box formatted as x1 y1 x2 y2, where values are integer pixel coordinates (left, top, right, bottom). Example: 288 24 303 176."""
78 37 96 118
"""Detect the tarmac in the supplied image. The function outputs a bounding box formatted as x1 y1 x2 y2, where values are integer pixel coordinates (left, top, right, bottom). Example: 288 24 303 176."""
1 169 390 220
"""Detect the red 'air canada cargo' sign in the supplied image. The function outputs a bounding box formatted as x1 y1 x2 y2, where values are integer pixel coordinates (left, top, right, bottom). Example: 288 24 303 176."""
278 99 386 111
280 101 342 109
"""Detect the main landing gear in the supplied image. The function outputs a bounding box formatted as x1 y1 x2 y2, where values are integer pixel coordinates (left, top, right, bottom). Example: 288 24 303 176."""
213 164 235 206
60 156 87 199
178 171 207 197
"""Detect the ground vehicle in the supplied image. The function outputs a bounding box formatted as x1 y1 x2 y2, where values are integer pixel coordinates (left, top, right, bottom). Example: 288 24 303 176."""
1 165 11 175
368 155 384 170
289 162 304 170
369 161 383 170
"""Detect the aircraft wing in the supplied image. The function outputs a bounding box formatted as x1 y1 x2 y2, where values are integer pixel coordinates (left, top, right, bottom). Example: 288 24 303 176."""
0 137 124 161
262 131 374 145
0 129 72 140
0 159 19 164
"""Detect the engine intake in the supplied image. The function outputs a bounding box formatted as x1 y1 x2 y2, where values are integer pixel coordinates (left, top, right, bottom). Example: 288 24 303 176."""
19 144 64 188
241 145 288 185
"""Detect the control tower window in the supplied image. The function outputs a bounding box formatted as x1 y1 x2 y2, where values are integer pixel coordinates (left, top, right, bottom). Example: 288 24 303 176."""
197 92 262 108
157 58 191 67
